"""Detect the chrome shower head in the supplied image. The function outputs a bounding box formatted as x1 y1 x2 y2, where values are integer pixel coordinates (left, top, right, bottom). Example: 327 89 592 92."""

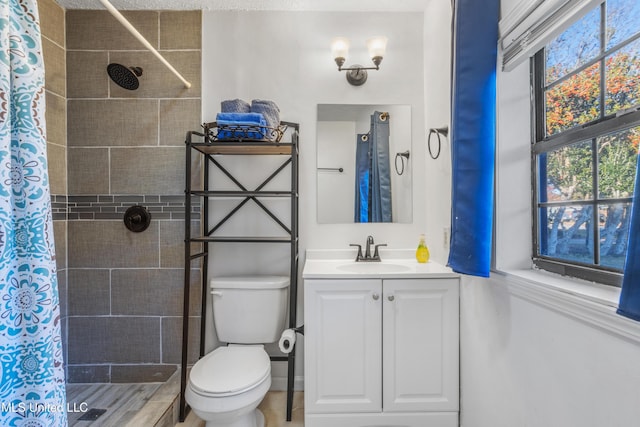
107 63 143 90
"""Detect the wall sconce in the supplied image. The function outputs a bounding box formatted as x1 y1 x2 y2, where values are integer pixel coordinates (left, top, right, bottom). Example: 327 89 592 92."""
331 36 388 86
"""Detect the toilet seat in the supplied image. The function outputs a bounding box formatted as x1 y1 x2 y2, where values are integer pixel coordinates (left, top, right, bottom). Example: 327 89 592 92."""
189 345 270 398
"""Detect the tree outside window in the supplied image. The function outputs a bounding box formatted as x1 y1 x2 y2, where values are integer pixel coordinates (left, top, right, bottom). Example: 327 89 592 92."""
533 0 640 284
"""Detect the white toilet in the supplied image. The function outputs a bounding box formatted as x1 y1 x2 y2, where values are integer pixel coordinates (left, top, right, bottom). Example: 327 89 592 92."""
185 276 290 427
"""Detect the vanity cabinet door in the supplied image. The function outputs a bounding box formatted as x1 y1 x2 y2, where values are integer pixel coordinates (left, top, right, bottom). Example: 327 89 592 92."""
382 278 459 413
305 279 382 414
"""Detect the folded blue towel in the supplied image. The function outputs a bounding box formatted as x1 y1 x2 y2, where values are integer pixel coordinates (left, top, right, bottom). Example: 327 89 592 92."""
221 99 250 113
251 99 280 140
216 112 267 140
217 112 265 123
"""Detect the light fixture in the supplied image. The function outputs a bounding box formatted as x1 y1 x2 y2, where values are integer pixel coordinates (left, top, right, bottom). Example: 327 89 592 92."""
331 36 388 86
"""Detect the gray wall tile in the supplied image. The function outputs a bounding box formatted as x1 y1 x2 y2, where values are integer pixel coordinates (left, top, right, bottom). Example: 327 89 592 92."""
111 268 201 316
111 365 177 383
68 148 109 194
68 221 159 268
159 11 201 50
161 316 200 364
42 37 65 97
66 10 159 51
108 51 201 99
66 365 110 383
63 6 202 382
45 92 66 146
47 142 66 195
159 99 202 146
110 147 184 195
67 269 110 316
53 218 67 270
67 51 109 99
57 268 67 318
38 0 65 47
68 317 160 364
68 100 159 147
159 220 202 268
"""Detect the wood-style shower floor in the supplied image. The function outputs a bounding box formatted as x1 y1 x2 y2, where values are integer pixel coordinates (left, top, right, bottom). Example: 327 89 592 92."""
65 382 163 426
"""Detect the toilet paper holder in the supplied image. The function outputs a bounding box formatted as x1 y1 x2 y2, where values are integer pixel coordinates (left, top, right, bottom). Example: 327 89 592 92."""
279 325 304 354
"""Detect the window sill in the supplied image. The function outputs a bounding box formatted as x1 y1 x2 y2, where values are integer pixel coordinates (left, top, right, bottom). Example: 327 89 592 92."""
496 268 640 343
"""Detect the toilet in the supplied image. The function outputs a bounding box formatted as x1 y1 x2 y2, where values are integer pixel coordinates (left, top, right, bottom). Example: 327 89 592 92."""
185 276 290 427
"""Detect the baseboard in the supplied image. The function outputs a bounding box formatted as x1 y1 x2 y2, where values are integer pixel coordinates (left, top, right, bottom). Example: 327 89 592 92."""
270 375 304 391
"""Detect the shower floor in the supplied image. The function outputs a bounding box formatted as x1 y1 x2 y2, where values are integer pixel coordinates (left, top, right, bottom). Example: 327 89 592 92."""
65 372 178 427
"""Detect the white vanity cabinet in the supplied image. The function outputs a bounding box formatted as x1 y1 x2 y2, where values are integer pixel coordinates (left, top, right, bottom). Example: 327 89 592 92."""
304 276 459 427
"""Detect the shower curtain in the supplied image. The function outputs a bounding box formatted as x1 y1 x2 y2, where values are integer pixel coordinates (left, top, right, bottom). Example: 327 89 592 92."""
0 1 68 426
354 133 370 222
354 111 392 222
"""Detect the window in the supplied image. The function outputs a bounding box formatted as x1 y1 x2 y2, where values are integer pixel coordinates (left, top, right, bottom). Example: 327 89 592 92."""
532 0 640 285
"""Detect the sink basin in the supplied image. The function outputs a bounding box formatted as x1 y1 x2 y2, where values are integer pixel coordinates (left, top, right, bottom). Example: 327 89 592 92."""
336 262 412 274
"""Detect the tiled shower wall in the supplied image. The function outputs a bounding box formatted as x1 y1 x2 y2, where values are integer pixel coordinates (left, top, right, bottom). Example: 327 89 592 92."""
64 9 202 383
38 0 68 365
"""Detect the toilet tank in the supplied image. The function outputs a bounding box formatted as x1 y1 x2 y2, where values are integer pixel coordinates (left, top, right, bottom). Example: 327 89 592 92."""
210 276 289 344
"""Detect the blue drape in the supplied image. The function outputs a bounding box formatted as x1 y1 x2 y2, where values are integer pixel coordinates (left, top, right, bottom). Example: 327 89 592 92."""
447 0 499 277
0 1 67 425
370 112 392 222
355 133 370 222
354 112 392 223
617 155 640 321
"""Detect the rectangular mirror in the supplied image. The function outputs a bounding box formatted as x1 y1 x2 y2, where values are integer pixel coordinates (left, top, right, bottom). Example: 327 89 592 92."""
317 104 412 224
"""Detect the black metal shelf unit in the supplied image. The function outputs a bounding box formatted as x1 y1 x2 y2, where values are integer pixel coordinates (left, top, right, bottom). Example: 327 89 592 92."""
180 121 300 423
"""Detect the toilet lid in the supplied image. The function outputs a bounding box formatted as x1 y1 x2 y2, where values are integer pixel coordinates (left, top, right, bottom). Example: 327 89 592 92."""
189 346 270 396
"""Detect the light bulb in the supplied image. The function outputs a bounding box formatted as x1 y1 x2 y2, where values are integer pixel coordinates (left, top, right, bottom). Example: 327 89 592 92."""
367 36 388 60
331 37 350 61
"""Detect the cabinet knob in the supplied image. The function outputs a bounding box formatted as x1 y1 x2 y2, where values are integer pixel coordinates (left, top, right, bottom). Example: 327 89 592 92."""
387 295 395 301
372 293 380 300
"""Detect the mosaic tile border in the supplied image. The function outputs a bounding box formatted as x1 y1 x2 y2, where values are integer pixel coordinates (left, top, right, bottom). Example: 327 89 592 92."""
51 195 201 221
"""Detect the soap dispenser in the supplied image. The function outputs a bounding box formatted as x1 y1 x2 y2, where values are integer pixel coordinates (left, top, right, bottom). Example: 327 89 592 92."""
416 234 430 263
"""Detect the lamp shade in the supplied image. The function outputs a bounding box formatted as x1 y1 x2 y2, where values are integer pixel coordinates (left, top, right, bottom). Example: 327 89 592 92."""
367 36 388 59
331 37 350 60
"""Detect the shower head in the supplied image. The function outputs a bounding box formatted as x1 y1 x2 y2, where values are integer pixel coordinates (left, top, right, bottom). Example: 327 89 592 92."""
107 63 143 90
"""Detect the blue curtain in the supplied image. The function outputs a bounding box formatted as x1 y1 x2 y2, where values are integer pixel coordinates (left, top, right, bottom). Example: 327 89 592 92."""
370 112 392 222
617 155 640 321
354 112 392 223
355 133 370 222
0 1 68 426
447 0 499 277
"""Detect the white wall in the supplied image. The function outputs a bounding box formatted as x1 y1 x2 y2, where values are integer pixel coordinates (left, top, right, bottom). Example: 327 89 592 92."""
424 0 454 263
201 10 426 389
202 10 427 250
461 274 640 427
458 0 640 425
317 120 355 223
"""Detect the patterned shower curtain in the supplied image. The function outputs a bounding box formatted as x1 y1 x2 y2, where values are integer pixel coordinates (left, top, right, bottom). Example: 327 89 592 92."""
0 1 68 426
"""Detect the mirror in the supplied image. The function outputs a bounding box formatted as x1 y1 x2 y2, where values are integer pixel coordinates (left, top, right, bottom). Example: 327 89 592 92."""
317 104 412 223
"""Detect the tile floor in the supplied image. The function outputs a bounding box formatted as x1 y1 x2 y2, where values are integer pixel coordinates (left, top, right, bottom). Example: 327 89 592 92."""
175 391 305 427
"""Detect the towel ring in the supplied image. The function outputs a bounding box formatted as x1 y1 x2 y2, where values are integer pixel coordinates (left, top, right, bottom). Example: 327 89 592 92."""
395 151 410 175
428 126 449 160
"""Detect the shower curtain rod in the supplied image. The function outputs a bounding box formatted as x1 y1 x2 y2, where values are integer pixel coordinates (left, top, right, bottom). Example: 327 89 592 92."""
98 0 192 89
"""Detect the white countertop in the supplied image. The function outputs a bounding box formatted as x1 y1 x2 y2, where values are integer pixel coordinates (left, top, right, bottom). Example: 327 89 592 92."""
302 249 459 279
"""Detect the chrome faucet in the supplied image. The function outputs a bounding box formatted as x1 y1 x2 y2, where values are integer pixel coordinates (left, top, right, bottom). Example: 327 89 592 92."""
364 235 375 259
350 235 387 262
